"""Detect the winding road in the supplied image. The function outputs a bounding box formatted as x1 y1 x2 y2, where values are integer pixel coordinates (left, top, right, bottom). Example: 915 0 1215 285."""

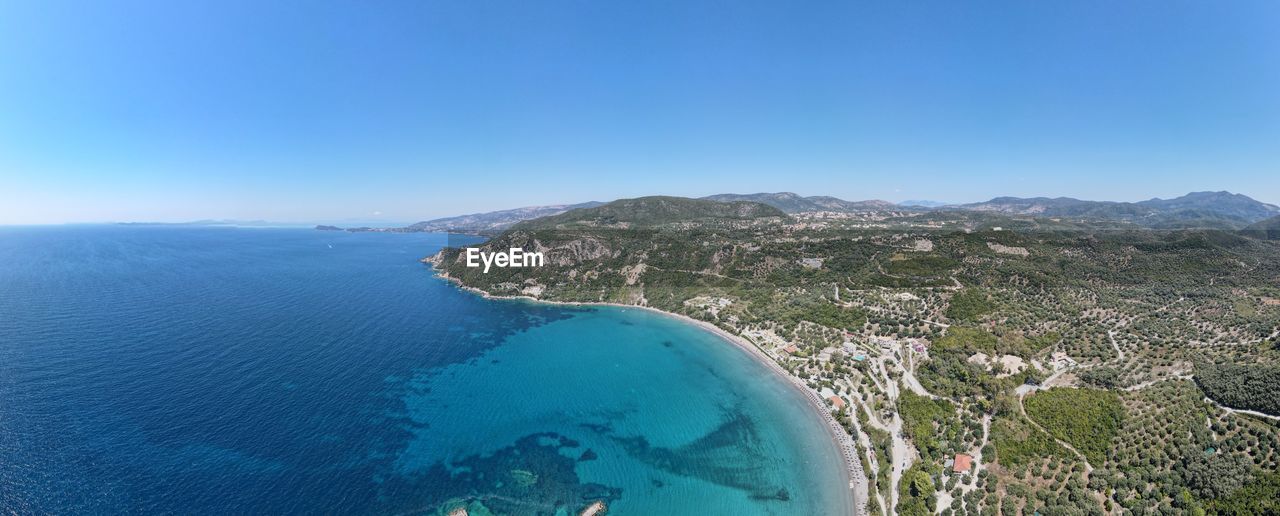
1017 388 1095 474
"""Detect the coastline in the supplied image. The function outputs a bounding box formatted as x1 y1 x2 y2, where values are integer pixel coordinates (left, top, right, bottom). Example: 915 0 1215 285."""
430 268 868 515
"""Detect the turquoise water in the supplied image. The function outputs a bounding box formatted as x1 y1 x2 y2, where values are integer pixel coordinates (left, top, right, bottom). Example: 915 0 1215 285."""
0 226 850 514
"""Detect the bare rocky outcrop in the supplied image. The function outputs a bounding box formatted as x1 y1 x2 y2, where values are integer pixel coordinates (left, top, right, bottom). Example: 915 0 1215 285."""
620 263 647 285
544 238 613 265
986 242 1029 256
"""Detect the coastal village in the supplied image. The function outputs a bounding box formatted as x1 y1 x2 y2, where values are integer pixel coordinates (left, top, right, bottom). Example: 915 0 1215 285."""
751 322 1066 516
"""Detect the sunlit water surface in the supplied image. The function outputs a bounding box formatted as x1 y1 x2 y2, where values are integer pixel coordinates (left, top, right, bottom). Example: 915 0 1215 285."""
0 226 850 514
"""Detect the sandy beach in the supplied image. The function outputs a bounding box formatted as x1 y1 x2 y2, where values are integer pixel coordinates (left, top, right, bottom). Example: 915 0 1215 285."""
431 268 867 515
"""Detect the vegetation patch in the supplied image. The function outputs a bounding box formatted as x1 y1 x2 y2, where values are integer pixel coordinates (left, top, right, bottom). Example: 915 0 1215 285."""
918 327 1045 399
932 327 998 352
1194 362 1280 416
945 288 994 322
990 415 1064 468
898 389 959 462
896 463 936 516
773 296 867 332
1024 388 1123 465
1103 381 1280 513
1206 471 1280 515
1078 366 1122 389
885 255 958 277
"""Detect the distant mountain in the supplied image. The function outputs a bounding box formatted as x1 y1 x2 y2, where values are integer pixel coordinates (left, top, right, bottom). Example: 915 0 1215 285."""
959 197 1148 224
344 190 1279 234
1241 215 1280 240
959 191 1279 228
1135 191 1280 222
514 196 786 229
807 196 898 212
897 200 950 208
405 201 604 232
701 192 894 213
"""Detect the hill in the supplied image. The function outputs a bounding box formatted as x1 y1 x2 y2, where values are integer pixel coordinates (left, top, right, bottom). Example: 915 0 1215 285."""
959 191 1278 228
1241 215 1280 240
701 192 895 213
514 196 786 229
1136 191 1279 222
405 201 605 232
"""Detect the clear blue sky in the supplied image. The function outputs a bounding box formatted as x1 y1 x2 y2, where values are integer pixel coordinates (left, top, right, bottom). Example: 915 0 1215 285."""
2 0 1277 224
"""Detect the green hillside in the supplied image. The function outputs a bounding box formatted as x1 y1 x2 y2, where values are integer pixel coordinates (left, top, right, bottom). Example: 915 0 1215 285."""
513 196 786 229
1242 215 1280 240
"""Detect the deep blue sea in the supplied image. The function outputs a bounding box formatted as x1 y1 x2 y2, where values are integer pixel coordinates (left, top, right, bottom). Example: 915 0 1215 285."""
0 226 851 515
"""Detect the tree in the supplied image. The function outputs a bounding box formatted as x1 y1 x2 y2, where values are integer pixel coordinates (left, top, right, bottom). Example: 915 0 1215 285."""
1180 447 1252 500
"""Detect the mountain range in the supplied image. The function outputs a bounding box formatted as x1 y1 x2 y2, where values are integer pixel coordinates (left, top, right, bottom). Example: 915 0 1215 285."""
403 201 604 232
333 190 1280 233
699 192 897 213
957 191 1279 229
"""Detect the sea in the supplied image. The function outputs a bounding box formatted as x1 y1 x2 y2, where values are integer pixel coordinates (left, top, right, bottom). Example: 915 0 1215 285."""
0 226 852 515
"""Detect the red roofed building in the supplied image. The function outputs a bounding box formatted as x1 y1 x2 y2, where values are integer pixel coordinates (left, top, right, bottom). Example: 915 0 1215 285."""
828 396 846 409
952 453 973 473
